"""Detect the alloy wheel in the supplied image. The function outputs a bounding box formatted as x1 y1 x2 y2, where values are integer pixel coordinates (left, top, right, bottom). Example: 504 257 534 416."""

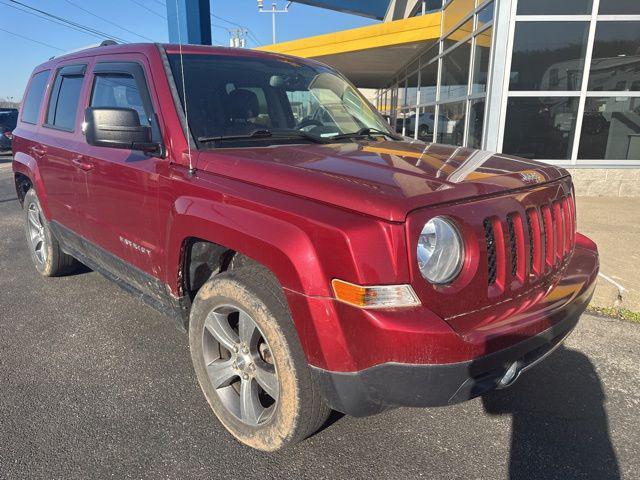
202 305 279 426
27 202 47 265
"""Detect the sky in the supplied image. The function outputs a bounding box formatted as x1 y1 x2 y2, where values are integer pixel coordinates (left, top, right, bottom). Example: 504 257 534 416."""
0 0 377 100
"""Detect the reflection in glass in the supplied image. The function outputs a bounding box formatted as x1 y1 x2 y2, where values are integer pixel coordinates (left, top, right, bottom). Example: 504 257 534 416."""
578 97 640 160
589 22 640 92
467 99 485 149
503 97 580 159
510 22 589 91
599 0 640 15
441 41 471 101
420 60 438 105
409 106 436 142
438 101 466 146
443 0 474 36
477 2 494 30
407 70 419 107
444 19 474 48
472 27 492 94
516 0 592 15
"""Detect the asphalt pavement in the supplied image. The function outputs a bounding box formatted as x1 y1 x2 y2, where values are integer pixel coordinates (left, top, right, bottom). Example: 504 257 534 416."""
1 153 639 479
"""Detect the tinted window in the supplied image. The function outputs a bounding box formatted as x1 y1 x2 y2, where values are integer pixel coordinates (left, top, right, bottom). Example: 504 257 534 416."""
91 74 149 125
599 0 640 14
419 60 438 104
440 41 471 101
588 22 640 92
517 0 592 15
46 73 84 130
21 71 50 124
578 97 640 160
472 27 492 94
510 22 589 91
467 99 485 149
503 97 580 159
438 101 466 146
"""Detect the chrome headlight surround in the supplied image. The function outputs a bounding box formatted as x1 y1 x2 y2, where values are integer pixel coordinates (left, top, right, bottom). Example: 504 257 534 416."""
417 216 465 285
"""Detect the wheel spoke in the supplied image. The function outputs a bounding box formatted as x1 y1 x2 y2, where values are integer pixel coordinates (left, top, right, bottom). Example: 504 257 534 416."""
206 358 237 388
28 209 41 229
238 311 258 346
240 378 263 425
204 311 239 352
254 364 278 400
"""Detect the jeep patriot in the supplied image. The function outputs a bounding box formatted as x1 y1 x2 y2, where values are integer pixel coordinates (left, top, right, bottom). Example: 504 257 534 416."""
12 42 599 451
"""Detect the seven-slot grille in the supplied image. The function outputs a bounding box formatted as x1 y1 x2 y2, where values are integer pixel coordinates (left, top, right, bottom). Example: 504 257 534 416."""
483 191 576 291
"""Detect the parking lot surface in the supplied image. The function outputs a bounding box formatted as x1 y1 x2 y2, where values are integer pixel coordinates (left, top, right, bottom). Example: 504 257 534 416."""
1 155 639 479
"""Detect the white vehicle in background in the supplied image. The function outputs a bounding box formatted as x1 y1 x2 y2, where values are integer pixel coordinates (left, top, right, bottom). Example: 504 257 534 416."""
398 112 454 138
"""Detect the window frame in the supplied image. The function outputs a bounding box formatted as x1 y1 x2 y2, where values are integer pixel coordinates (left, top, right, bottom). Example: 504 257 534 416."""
43 64 87 133
89 61 162 143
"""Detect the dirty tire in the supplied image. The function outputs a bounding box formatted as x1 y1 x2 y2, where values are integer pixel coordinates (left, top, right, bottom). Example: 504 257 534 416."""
23 188 80 277
189 265 331 451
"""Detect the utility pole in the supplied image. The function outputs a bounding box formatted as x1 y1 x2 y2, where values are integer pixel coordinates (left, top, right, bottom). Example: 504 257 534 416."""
229 28 248 48
257 1 292 44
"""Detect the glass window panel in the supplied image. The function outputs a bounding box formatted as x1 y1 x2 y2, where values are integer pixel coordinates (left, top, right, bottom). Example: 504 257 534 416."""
467 98 485 149
444 19 474 48
91 74 149 125
443 0 475 36
599 0 640 15
440 41 471 101
398 80 407 108
588 22 640 92
476 2 494 30
578 97 640 160
419 60 439 104
407 70 419 107
397 108 415 136
510 22 589 91
21 71 50 124
472 26 492 94
415 106 436 141
438 101 466 145
503 97 580 159
516 0 592 15
46 75 84 130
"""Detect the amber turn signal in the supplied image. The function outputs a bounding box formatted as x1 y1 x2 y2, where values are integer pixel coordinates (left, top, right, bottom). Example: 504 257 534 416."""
331 279 421 309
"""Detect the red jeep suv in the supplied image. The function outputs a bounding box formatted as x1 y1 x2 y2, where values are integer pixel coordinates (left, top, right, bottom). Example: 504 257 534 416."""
12 42 599 451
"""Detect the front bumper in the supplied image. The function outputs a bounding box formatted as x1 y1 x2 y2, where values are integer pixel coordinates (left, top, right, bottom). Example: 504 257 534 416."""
304 239 598 417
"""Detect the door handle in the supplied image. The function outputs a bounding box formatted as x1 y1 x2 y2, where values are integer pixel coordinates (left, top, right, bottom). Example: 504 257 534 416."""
31 145 46 157
72 156 94 172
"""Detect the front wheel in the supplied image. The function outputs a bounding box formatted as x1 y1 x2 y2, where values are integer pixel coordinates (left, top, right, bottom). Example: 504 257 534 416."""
189 265 330 451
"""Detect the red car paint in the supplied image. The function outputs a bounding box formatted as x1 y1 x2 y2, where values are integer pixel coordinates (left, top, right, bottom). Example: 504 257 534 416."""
12 43 598 380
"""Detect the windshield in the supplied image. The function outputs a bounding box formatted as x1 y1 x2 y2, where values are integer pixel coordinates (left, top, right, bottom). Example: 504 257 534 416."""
167 53 393 148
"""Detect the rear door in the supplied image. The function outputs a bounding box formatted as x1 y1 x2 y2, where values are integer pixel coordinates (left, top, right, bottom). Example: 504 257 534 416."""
78 58 166 279
37 62 89 233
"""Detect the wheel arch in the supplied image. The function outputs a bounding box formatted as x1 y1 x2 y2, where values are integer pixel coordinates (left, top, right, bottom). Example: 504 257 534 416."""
12 152 51 216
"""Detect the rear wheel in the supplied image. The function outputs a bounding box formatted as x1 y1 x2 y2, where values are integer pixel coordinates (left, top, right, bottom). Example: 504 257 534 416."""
189 265 330 451
23 188 79 276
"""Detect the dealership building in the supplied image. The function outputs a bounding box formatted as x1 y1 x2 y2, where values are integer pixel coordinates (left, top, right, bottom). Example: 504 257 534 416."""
261 0 640 196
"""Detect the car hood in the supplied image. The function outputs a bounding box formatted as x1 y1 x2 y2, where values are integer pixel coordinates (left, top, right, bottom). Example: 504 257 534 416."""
195 140 569 222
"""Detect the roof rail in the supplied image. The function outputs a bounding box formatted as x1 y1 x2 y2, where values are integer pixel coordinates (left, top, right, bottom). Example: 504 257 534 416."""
48 39 119 60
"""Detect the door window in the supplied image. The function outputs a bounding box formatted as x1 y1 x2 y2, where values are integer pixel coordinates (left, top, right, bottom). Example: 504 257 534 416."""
45 65 86 131
90 74 150 125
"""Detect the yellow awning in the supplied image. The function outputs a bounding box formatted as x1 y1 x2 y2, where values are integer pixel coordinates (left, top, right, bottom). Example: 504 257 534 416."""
257 12 442 88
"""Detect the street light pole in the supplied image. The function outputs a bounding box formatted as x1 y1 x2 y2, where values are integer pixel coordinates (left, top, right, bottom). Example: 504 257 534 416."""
257 1 291 44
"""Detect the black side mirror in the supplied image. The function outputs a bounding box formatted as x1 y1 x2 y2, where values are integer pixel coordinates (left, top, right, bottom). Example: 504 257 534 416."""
84 107 163 156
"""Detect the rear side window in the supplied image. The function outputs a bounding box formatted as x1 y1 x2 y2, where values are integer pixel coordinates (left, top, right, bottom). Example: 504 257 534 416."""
21 71 50 124
46 65 86 131
90 74 149 125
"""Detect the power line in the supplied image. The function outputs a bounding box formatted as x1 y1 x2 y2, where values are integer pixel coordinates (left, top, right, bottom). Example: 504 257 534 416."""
62 0 155 42
1 0 112 41
0 27 64 51
129 0 166 19
5 0 129 43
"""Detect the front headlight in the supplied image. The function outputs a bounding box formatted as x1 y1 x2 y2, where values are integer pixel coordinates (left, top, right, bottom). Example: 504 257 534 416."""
417 217 464 285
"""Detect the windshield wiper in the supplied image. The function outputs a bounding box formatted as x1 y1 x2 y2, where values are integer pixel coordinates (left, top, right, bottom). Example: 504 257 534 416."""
198 129 328 145
329 127 403 141
197 129 273 143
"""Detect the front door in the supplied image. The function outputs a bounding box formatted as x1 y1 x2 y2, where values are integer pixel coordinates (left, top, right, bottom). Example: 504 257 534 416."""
77 58 167 288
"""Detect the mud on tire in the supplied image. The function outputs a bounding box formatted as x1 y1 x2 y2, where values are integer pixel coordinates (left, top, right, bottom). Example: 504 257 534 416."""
189 264 330 451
